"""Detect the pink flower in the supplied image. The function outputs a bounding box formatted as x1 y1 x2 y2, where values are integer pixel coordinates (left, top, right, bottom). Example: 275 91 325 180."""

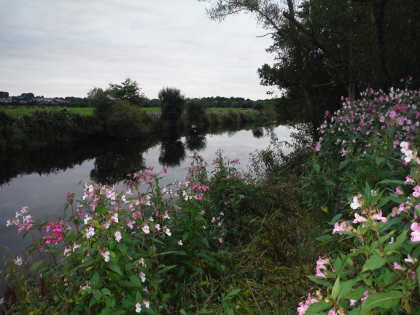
353 213 367 224
332 221 351 234
196 193 203 201
371 211 388 223
405 176 415 184
314 142 321 151
315 256 329 278
114 231 122 242
392 262 404 270
395 187 404 195
349 299 357 307
139 272 146 283
101 251 110 262
410 222 420 242
297 293 319 315
412 186 420 198
340 148 348 157
328 311 336 315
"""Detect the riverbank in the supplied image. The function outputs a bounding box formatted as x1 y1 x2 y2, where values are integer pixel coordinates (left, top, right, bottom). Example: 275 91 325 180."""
0 106 277 152
1 87 419 314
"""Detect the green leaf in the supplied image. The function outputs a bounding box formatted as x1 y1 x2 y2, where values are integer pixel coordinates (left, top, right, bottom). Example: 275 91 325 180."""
384 231 407 254
417 265 420 295
360 291 403 315
108 263 123 276
30 260 44 271
337 279 358 300
307 275 330 287
362 254 386 272
305 301 332 314
101 288 112 296
331 277 341 300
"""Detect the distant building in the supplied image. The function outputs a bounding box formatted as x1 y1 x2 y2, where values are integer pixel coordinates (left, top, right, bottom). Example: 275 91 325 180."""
0 91 9 98
20 93 35 100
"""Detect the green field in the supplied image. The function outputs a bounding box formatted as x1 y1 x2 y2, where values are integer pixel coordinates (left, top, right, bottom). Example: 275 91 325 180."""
0 106 252 117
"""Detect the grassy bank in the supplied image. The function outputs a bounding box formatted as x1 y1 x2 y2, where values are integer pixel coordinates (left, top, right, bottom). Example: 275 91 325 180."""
0 106 273 152
0 106 253 118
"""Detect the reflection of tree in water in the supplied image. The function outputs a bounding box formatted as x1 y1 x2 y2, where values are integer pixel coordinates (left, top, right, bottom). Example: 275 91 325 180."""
158 124 186 167
185 126 207 151
252 127 264 138
159 139 186 167
90 146 146 185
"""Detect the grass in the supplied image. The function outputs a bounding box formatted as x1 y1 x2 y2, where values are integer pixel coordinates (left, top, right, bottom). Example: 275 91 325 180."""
0 106 253 117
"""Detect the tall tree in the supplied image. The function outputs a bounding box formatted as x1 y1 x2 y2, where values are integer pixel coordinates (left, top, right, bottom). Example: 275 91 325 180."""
201 0 420 136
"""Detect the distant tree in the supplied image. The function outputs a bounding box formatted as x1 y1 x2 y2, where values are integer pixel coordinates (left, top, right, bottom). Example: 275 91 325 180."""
158 88 185 122
186 101 207 125
108 78 146 106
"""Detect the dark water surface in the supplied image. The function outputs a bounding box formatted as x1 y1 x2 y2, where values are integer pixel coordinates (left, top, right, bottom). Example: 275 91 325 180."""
0 125 292 261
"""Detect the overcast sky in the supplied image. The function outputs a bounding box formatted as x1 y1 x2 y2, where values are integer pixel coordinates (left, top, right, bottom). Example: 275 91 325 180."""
0 0 275 99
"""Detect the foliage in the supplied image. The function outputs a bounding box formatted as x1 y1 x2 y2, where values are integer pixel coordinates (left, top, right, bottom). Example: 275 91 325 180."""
158 88 185 122
107 78 146 106
298 87 420 314
2 157 227 314
203 0 420 132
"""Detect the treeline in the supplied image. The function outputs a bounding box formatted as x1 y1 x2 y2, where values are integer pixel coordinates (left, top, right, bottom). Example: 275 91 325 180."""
0 82 276 152
1 78 275 111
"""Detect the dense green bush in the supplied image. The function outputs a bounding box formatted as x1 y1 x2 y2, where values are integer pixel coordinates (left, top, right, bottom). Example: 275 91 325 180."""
298 87 420 314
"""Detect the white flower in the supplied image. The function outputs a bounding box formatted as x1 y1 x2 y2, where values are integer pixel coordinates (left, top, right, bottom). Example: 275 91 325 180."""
64 247 72 256
111 213 118 223
14 256 23 266
144 300 150 308
0 297 4 305
139 258 146 267
155 224 161 231
85 226 95 238
350 196 361 210
164 227 171 236
135 302 142 313
142 225 150 234
101 251 110 263
178 240 183 246
84 215 92 225
73 243 81 251
114 231 122 242
80 283 91 290
139 272 146 283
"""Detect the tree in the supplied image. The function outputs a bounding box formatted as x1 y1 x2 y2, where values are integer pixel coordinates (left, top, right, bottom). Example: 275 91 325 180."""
108 78 145 106
201 0 420 138
158 88 185 122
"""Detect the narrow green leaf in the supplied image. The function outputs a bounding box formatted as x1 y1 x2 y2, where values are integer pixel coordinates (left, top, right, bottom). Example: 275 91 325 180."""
331 277 341 300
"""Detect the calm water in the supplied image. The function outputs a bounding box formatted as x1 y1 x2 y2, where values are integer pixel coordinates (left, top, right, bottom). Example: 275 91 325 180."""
0 125 292 261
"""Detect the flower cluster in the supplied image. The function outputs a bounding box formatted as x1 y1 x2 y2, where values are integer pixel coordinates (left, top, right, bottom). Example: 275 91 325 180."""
300 87 420 314
6 207 33 233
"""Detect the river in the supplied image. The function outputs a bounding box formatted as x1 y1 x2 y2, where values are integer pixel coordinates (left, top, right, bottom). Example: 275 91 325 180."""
0 125 293 263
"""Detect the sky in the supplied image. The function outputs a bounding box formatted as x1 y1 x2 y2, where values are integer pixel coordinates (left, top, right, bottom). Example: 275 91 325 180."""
0 0 275 99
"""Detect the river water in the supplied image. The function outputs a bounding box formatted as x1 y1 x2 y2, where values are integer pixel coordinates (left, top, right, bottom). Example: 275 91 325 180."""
0 125 292 261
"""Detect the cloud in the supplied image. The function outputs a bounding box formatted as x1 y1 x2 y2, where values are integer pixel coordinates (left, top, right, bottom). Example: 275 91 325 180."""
0 0 274 99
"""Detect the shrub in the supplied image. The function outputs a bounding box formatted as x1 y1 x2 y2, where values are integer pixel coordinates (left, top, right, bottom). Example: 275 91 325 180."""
298 87 420 314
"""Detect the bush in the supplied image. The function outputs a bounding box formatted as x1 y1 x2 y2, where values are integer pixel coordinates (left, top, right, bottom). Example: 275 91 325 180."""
3 158 226 314
298 87 420 314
